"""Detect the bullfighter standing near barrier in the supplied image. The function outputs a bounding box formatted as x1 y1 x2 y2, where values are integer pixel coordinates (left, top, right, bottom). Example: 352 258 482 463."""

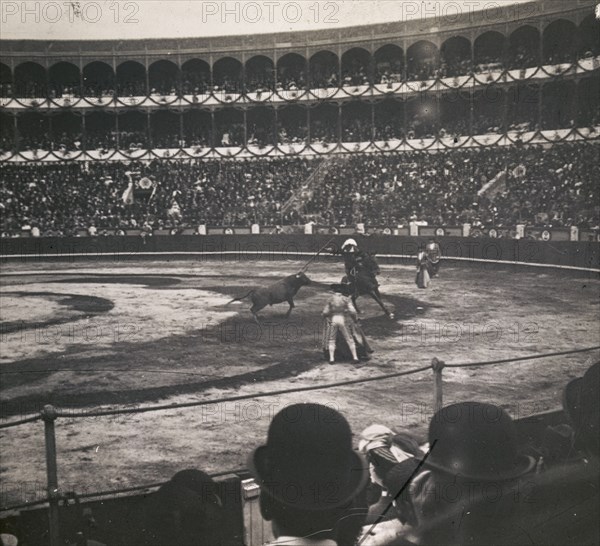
416 245 431 289
425 239 441 277
416 239 441 289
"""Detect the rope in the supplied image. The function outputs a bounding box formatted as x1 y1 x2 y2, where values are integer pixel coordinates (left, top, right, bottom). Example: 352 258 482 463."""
0 468 247 513
56 365 432 419
0 414 41 430
1 346 598 427
445 346 600 368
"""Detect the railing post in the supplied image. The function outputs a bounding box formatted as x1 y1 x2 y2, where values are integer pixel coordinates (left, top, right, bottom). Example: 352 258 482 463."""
41 404 60 546
431 358 445 413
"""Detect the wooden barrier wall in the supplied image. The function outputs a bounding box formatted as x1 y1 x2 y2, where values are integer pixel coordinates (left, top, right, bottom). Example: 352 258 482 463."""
1 235 599 271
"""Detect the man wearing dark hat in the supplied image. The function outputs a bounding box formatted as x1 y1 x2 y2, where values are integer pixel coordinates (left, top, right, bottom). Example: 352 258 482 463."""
133 469 226 546
483 363 600 546
387 402 536 545
248 403 369 545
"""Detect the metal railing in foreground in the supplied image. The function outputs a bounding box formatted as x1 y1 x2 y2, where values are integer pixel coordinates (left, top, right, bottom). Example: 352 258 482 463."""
1 345 599 545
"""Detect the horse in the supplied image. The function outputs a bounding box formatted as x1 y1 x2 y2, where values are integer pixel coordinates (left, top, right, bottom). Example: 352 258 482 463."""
332 252 394 319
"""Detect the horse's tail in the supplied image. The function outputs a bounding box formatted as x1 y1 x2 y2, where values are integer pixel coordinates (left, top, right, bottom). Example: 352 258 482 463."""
226 290 254 305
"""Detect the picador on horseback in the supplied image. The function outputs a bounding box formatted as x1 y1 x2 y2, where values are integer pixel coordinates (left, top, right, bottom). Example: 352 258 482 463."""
330 238 394 319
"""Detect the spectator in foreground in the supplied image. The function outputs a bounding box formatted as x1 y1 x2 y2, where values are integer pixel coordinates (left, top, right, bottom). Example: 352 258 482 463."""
476 362 600 546
248 403 369 545
360 402 536 545
136 469 226 546
563 361 599 460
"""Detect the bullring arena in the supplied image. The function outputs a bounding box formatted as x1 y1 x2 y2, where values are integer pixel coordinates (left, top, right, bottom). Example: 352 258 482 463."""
1 253 599 492
1 0 600 544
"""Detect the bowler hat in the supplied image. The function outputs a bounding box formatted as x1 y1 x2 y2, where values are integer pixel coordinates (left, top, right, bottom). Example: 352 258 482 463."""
425 402 536 481
249 403 369 510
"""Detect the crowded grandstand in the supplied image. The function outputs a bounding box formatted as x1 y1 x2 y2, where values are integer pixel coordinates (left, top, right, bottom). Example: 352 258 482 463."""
0 0 599 237
1 0 599 545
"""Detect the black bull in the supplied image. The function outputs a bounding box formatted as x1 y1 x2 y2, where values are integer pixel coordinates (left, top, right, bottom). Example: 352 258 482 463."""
227 272 311 322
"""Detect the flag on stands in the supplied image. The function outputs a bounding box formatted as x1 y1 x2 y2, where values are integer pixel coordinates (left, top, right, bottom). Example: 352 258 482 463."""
122 180 134 205
477 169 507 202
122 172 158 205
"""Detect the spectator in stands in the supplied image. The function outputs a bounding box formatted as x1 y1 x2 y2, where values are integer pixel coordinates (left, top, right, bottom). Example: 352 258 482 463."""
135 469 226 546
248 403 369 545
0 143 597 232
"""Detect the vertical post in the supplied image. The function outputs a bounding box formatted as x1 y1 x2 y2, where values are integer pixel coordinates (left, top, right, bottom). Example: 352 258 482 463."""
431 358 445 413
81 112 87 152
41 404 60 546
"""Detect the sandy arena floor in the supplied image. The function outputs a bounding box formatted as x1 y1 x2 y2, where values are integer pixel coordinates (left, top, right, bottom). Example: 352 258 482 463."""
0 259 599 507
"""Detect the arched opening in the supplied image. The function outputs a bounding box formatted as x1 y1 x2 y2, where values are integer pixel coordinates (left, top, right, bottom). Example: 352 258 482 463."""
277 105 307 143
543 19 576 64
85 111 117 149
247 107 275 146
374 44 404 84
52 112 83 150
48 62 80 98
406 95 439 137
341 47 371 86
577 74 600 126
474 31 505 68
439 90 470 135
542 80 575 129
374 99 404 140
213 57 243 94
82 62 115 97
440 36 471 77
407 40 439 81
276 53 307 91
14 62 46 98
182 110 211 147
246 56 275 93
508 26 540 69
181 59 210 94
116 61 146 96
507 83 539 130
214 108 243 146
0 112 15 151
578 14 600 58
310 103 338 143
0 63 12 97
342 102 371 141
150 110 180 147
118 111 148 149
148 60 179 95
17 113 50 149
309 50 339 88
472 87 505 133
